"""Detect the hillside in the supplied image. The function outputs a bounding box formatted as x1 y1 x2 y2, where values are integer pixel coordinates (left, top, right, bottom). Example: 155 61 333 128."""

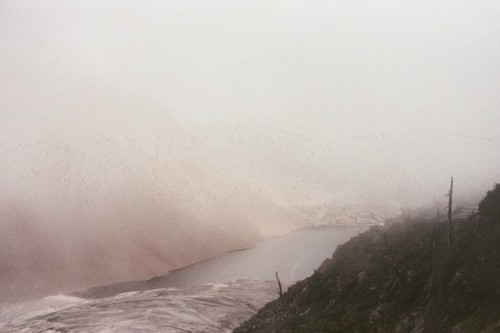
235 185 500 333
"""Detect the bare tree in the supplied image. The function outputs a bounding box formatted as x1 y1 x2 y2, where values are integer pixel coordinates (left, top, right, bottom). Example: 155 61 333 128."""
275 272 283 308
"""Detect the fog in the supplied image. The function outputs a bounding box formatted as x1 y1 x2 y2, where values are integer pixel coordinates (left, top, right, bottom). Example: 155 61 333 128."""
1 0 499 301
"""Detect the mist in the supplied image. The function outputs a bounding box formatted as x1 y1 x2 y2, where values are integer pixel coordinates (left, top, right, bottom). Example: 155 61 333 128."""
1 0 499 301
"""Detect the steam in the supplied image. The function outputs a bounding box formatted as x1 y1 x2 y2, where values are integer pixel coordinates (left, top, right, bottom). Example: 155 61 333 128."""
1 0 499 301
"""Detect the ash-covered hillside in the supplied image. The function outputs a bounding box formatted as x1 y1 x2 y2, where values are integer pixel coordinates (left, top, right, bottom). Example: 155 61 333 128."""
235 185 500 333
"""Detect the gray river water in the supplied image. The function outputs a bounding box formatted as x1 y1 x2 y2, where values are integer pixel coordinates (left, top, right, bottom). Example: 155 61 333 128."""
76 225 362 298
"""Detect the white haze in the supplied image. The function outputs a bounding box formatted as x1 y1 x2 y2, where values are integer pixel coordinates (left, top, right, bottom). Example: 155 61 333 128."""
0 0 499 301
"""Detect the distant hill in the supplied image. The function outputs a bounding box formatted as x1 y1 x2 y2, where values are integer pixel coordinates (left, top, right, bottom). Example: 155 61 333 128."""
235 185 500 332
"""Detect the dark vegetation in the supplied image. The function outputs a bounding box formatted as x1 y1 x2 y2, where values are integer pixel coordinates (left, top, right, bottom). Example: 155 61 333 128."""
235 185 500 333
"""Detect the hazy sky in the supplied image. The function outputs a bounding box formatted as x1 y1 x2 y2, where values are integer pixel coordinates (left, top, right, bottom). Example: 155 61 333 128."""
1 0 499 299
1 0 499 202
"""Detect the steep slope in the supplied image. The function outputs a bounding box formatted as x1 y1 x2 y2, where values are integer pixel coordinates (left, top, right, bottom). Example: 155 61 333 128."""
235 186 500 333
0 128 310 302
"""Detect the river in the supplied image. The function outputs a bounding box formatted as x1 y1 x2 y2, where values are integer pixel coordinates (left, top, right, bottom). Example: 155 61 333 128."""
76 225 362 298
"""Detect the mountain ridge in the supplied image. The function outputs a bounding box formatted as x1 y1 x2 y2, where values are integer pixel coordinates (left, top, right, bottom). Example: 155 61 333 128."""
235 185 500 332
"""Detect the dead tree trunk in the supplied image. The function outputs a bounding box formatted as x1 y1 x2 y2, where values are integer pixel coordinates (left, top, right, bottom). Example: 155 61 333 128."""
447 177 454 247
275 272 283 308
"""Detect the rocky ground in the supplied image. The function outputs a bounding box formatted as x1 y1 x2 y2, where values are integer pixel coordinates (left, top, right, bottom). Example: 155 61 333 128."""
0 280 282 333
